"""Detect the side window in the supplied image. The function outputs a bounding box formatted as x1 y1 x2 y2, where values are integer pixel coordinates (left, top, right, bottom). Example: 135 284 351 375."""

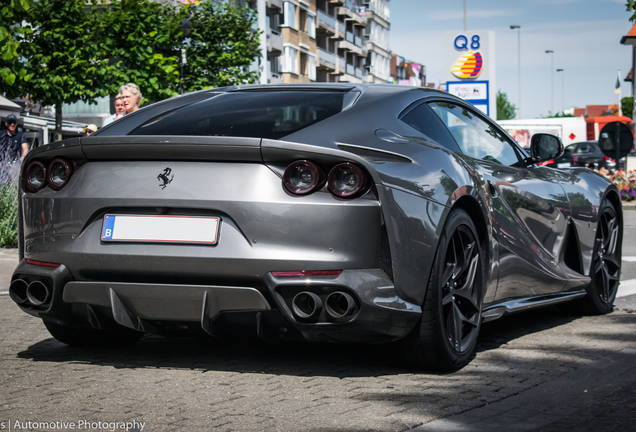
400 103 461 152
429 102 521 166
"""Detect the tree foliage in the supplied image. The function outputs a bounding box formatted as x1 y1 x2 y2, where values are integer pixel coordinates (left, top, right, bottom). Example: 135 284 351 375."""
183 1 261 90
622 96 634 118
0 0 31 89
101 0 182 101
627 0 636 21
496 90 516 120
4 0 123 138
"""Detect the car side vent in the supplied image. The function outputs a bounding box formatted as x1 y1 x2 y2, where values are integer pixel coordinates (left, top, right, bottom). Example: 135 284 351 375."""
379 225 394 282
563 219 583 275
338 144 412 163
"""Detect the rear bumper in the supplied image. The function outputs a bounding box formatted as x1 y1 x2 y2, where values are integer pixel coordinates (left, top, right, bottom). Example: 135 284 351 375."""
11 261 421 343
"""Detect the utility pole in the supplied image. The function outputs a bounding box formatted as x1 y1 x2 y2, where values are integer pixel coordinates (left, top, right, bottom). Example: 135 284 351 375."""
545 50 554 115
557 69 564 114
463 0 466 31
510 25 521 118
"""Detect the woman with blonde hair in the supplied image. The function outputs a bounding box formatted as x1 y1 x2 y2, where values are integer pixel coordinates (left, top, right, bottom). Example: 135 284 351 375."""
120 83 142 114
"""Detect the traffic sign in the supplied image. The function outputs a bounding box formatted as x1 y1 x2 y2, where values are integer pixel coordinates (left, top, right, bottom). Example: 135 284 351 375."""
598 121 633 164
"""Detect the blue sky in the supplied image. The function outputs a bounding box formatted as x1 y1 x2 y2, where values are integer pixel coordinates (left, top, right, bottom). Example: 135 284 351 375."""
390 0 633 119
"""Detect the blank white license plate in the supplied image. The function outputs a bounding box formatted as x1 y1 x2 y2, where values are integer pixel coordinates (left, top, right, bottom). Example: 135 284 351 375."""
557 162 571 168
101 215 220 245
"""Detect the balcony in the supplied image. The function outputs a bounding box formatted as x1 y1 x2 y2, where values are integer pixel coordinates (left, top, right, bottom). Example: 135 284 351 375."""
269 70 284 84
267 28 283 54
355 67 366 80
317 47 336 70
346 64 355 76
266 0 283 10
338 36 367 57
317 10 336 32
337 4 367 26
366 5 390 29
354 35 363 47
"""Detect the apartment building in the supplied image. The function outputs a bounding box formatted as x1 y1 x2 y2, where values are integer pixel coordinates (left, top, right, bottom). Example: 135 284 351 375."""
363 0 390 83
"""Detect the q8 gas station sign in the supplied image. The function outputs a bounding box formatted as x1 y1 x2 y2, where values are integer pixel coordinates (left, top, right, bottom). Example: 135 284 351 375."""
446 31 496 118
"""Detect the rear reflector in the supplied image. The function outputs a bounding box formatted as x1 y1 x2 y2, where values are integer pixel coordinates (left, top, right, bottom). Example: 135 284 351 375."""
272 270 342 277
26 259 61 268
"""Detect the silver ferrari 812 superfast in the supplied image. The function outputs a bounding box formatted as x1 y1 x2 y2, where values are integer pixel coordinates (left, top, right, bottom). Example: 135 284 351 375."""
10 84 623 370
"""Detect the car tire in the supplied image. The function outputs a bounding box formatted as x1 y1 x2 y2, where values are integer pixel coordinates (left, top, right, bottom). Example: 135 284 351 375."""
43 320 144 347
399 208 484 371
564 199 621 315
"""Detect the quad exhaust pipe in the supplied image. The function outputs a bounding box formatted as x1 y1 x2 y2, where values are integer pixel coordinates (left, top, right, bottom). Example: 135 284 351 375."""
10 279 52 307
325 291 356 319
9 279 28 304
292 291 322 319
291 290 356 321
26 280 51 306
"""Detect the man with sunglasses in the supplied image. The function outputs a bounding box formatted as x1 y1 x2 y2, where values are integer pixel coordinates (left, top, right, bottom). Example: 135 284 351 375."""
0 114 28 163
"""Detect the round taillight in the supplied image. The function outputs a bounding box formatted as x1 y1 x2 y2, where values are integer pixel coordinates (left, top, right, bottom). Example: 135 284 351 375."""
47 158 73 191
283 160 325 195
26 161 47 192
328 163 368 198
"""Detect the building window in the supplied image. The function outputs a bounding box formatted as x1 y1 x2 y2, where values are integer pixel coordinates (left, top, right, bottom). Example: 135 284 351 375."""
283 2 297 29
307 14 316 38
283 46 299 74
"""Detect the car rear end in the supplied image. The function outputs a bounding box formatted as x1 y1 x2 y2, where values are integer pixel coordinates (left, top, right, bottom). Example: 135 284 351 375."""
10 87 421 344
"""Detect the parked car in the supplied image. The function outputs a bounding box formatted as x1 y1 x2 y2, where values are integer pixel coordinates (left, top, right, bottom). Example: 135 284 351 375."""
567 140 616 169
10 84 622 371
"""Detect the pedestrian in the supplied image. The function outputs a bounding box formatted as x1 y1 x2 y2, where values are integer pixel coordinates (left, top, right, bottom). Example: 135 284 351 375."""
103 94 126 125
120 83 142 114
83 124 98 136
0 114 28 163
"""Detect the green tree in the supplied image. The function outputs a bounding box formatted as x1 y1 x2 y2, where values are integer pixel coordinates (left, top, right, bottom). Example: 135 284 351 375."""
496 90 516 120
0 0 31 88
5 0 121 140
183 1 261 90
627 0 636 20
622 96 634 118
101 0 182 102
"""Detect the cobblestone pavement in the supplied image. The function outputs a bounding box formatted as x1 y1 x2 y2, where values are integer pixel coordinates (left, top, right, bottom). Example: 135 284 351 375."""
1 293 636 431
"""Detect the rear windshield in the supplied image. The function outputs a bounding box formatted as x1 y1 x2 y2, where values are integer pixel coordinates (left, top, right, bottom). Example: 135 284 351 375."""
129 90 346 139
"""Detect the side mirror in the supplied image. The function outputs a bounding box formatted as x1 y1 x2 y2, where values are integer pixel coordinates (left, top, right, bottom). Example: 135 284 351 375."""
530 133 563 164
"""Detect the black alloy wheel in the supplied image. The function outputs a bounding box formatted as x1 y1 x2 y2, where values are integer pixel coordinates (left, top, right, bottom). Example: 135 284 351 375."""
440 225 482 353
399 208 484 371
565 199 622 315
590 201 621 310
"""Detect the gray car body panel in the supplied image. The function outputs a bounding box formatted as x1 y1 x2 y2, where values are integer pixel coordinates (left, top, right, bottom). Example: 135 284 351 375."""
12 84 620 343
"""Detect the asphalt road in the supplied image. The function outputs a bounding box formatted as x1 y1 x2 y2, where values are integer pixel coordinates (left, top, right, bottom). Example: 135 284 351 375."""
0 209 635 431
614 209 636 311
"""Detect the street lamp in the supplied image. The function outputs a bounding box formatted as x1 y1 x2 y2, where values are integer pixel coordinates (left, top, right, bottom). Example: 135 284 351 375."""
510 25 521 118
178 18 192 95
463 0 467 31
556 69 564 115
545 50 554 115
